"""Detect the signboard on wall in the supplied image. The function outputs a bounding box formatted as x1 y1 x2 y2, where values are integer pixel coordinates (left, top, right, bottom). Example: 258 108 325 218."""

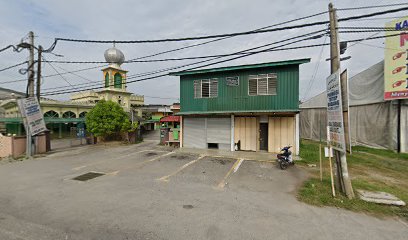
326 70 346 152
384 17 408 100
17 97 47 136
226 76 239 86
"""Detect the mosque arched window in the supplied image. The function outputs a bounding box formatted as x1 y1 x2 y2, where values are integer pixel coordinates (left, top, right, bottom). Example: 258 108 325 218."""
62 111 76 118
105 73 110 87
114 73 122 89
79 112 87 118
44 110 59 118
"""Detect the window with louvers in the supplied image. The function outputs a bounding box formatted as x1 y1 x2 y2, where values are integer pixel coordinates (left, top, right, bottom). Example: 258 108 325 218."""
248 73 277 96
202 80 210 98
194 79 218 98
210 79 218 97
194 80 201 98
248 76 258 95
267 73 277 95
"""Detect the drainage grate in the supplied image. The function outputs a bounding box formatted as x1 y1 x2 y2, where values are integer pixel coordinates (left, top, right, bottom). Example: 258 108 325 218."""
72 172 105 181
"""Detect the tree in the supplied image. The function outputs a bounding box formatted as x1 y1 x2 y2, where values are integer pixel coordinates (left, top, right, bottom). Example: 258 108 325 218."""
85 100 131 139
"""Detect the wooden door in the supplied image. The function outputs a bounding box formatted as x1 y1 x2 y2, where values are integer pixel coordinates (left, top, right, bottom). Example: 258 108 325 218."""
268 117 295 153
234 117 257 151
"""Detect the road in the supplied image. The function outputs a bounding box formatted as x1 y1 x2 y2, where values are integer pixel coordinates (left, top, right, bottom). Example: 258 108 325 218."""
0 131 406 239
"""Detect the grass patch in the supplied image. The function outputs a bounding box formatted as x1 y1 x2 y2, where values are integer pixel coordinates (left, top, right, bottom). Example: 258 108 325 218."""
298 139 408 220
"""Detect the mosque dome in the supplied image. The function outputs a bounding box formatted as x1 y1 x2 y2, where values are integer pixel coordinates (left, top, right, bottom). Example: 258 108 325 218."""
104 46 125 66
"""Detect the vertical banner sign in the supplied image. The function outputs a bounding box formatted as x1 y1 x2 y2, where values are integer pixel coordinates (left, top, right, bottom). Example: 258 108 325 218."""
384 17 408 100
326 70 346 152
17 97 47 136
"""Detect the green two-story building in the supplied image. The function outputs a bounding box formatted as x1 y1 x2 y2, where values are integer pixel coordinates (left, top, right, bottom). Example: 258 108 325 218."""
170 58 310 154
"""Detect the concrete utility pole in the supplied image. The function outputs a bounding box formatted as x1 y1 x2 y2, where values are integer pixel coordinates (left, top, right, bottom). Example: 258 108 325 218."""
28 31 35 97
37 45 42 102
328 3 354 199
24 31 35 157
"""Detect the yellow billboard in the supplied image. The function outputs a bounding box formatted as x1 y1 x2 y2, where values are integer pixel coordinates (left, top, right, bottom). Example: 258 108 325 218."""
384 17 408 100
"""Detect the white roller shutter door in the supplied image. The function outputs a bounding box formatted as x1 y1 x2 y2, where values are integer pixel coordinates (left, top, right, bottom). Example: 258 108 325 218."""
207 118 231 150
183 118 206 149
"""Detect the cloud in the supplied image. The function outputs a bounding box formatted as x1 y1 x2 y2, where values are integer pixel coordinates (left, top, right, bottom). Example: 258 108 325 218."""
0 0 401 104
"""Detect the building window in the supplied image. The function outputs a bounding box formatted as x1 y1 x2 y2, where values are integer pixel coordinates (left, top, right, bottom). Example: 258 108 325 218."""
105 73 110 87
114 73 122 89
248 73 277 96
194 79 218 98
79 112 87 118
62 111 76 118
44 110 59 118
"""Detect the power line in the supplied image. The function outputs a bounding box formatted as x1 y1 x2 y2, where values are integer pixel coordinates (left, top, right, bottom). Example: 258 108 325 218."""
10 10 328 85
123 10 328 63
41 32 403 96
302 35 328 101
40 27 406 65
144 96 180 100
341 16 407 21
337 3 408 11
41 30 327 93
337 6 408 22
0 45 17 53
54 64 95 83
0 61 28 72
41 34 321 95
41 5 408 53
42 56 75 89
5 7 402 84
44 30 326 65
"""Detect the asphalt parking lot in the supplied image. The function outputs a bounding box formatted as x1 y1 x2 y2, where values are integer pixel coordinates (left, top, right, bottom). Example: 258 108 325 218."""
0 138 407 240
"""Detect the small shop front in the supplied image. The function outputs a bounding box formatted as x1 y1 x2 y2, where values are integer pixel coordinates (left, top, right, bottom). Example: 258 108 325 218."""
181 113 299 154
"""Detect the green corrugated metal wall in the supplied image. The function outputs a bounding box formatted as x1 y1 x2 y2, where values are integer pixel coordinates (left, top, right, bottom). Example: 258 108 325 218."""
180 65 300 113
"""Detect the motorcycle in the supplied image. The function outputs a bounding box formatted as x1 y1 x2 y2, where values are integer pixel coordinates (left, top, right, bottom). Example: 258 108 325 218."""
277 145 293 170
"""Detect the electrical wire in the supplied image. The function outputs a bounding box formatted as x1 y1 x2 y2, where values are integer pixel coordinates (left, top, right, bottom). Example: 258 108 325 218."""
40 27 406 65
54 65 95 83
302 35 328 101
337 3 408 11
143 96 180 100
42 56 75 89
122 10 328 64
41 35 321 95
41 5 408 54
41 30 327 93
43 30 327 65
0 61 28 72
40 32 404 96
0 45 17 53
20 10 329 85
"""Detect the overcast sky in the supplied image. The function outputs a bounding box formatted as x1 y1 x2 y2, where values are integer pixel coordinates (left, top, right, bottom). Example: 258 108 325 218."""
0 0 406 104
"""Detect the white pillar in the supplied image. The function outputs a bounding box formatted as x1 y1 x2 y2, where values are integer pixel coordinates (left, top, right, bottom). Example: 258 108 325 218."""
180 116 183 148
401 107 406 152
231 114 235 151
295 113 300 155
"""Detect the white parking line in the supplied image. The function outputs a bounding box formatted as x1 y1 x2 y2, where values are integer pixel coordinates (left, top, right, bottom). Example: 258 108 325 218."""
157 155 205 182
217 158 245 189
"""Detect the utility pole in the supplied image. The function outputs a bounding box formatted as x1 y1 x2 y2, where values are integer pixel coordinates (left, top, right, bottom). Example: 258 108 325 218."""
328 3 354 199
37 45 42 102
24 31 35 157
28 31 35 97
